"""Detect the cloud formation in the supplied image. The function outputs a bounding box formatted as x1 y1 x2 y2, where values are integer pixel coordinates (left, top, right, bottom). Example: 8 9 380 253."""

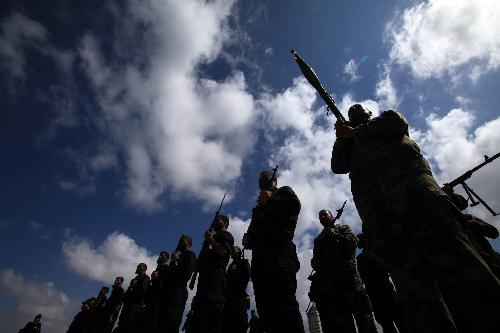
343 59 361 82
62 232 157 285
0 12 47 79
387 0 500 82
76 0 258 211
0 269 75 333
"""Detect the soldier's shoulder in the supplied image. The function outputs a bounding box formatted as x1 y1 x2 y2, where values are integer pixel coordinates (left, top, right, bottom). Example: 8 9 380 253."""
277 185 296 194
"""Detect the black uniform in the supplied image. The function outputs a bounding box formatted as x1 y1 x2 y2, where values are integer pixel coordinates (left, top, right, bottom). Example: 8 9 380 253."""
246 186 304 333
116 274 150 333
158 249 197 333
192 230 234 333
67 307 92 333
357 249 406 333
222 257 251 333
100 286 124 333
139 264 168 332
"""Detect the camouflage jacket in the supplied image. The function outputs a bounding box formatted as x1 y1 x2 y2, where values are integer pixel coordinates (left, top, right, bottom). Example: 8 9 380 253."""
311 224 359 280
331 110 432 197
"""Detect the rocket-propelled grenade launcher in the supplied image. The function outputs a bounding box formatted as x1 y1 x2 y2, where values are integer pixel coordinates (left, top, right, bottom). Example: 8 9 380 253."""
290 49 346 124
444 152 500 216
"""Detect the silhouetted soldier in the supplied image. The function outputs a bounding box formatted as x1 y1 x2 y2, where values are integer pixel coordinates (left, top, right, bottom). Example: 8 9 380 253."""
116 263 150 333
332 104 500 332
310 209 377 333
19 314 42 333
100 277 125 333
243 170 304 333
248 310 263 333
158 235 197 333
222 246 251 333
140 251 169 332
191 214 234 333
357 233 406 333
86 287 110 333
67 298 96 333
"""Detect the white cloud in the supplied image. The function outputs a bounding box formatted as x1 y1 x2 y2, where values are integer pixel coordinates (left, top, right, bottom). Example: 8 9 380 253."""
343 59 361 82
387 0 500 82
264 47 274 56
0 12 47 79
62 232 157 285
77 0 257 212
375 68 399 109
412 109 500 227
0 269 75 333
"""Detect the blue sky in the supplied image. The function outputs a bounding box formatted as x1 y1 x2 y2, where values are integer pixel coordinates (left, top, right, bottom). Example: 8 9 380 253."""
1 0 500 331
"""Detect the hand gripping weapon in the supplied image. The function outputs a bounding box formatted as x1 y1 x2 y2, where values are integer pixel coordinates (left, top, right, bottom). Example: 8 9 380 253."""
306 200 348 311
189 193 227 290
290 49 347 124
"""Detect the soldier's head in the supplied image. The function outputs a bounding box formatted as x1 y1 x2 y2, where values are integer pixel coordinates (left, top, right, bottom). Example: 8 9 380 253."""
157 251 170 265
348 104 372 127
177 234 193 251
319 209 334 227
99 286 109 296
231 245 242 260
34 314 42 323
83 297 97 310
213 214 229 232
114 276 124 288
259 170 277 190
135 262 147 275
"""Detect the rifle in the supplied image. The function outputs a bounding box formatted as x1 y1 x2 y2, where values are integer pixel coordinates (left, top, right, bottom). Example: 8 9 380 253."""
443 152 500 216
189 193 227 290
290 49 347 124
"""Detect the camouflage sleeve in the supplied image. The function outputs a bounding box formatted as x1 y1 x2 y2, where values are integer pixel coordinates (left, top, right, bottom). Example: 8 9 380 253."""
467 215 499 239
338 225 358 253
311 238 320 271
352 110 409 143
268 186 301 215
331 138 352 174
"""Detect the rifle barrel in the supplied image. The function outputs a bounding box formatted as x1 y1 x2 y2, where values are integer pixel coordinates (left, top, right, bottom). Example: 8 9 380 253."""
445 152 500 188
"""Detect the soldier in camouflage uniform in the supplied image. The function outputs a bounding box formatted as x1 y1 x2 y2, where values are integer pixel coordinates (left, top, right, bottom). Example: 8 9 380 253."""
310 209 377 333
331 104 500 333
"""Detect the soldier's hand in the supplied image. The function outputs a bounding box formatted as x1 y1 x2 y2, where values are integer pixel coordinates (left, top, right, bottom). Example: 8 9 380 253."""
258 190 272 205
242 233 251 248
171 251 180 262
151 271 159 279
335 121 354 138
442 185 454 197
204 231 215 245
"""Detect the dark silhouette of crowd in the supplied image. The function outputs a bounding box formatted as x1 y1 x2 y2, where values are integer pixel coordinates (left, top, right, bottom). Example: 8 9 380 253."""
21 104 500 333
